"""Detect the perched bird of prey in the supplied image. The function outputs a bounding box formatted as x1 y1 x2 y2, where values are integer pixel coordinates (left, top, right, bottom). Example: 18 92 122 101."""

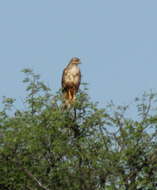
62 57 81 107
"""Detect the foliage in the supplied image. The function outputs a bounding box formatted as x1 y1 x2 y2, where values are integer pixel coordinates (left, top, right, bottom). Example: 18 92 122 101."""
0 69 157 190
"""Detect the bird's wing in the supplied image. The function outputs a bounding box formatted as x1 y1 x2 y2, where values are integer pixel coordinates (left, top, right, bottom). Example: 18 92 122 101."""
61 67 68 90
75 68 81 92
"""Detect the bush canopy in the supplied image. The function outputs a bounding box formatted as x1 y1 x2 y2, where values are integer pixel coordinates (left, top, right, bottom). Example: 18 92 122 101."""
0 69 157 190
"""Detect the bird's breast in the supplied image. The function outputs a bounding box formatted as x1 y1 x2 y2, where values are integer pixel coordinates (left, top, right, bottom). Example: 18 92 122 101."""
65 66 80 84
69 65 80 73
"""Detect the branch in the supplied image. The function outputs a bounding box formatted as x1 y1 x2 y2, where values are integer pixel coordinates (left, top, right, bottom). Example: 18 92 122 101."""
22 168 50 190
26 185 34 190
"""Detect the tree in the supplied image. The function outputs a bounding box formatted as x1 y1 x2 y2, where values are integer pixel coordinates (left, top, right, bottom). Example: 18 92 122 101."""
0 69 157 190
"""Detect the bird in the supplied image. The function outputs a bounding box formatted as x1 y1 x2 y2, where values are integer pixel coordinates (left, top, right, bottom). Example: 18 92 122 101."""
61 57 81 108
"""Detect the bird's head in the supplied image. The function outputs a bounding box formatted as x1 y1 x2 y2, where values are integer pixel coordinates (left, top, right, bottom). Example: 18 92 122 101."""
70 57 81 65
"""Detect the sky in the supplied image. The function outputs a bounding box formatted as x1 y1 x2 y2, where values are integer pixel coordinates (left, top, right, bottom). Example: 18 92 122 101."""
0 0 157 108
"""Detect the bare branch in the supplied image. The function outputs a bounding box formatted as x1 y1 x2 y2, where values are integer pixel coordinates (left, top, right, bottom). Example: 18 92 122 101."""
22 168 50 190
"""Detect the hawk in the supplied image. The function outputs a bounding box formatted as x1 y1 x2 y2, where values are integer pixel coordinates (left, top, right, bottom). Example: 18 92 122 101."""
62 57 81 106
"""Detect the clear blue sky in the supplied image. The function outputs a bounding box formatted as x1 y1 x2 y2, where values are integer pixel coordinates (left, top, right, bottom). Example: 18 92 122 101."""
0 0 157 107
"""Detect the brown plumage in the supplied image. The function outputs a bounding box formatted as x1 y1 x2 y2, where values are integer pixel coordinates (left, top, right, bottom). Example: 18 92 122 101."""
62 57 81 107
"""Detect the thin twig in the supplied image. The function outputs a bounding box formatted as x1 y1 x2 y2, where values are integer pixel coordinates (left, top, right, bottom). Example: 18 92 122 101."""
22 168 50 190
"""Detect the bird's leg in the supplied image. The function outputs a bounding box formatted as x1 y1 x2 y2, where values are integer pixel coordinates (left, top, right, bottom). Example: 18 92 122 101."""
73 88 76 101
71 89 76 103
68 90 71 100
69 89 73 104
71 88 74 101
71 88 76 104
